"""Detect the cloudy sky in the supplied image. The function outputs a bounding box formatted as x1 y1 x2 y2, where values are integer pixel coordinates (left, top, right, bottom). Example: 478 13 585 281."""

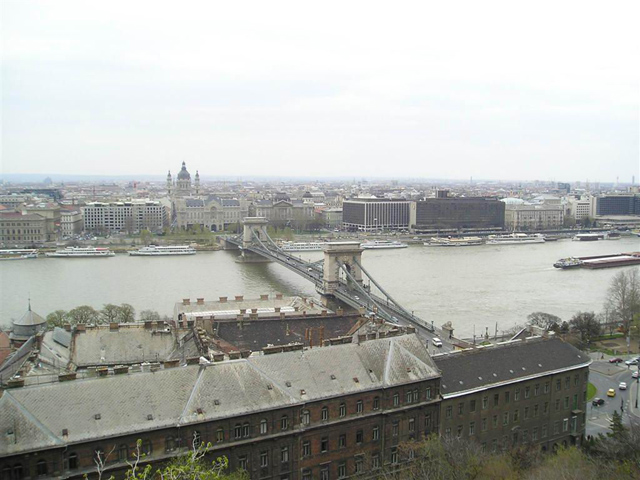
2 0 639 182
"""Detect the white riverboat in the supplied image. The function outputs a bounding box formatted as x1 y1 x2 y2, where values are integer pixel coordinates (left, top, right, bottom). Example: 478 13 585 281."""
279 242 326 252
361 240 408 249
425 236 484 247
486 233 546 245
0 249 39 260
128 245 196 256
45 247 115 258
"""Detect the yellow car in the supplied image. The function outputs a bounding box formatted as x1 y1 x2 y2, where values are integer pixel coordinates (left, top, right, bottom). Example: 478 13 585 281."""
607 388 616 397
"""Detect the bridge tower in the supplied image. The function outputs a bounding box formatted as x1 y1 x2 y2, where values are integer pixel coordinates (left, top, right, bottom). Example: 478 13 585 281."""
322 242 364 295
238 217 271 263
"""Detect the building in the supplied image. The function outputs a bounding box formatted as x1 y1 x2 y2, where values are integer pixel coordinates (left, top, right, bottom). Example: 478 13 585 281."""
8 302 47 347
60 208 83 237
0 211 47 246
167 162 199 198
21 204 61 242
174 196 248 232
411 197 505 232
0 334 442 479
319 208 343 228
342 198 411 232
503 204 564 231
596 194 640 216
251 198 315 228
82 200 167 233
435 337 590 452
564 195 596 222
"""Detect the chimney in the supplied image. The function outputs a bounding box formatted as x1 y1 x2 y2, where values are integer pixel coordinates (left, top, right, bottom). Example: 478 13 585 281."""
235 295 244 302
219 296 227 303
260 294 268 301
182 298 190 305
109 322 119 331
63 323 71 332
275 293 283 300
196 298 204 305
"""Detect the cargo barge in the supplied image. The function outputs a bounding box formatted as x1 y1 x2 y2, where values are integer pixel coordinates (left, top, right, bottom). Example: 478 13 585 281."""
554 252 640 269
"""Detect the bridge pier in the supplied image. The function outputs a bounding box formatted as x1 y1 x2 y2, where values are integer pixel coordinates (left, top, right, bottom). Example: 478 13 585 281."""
322 242 364 296
237 217 272 263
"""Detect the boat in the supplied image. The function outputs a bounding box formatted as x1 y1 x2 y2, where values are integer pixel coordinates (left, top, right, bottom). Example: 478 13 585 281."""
572 233 602 241
604 232 621 240
425 236 484 247
361 240 408 249
45 247 115 258
128 245 196 256
0 249 39 260
486 233 546 245
553 257 583 269
279 242 326 252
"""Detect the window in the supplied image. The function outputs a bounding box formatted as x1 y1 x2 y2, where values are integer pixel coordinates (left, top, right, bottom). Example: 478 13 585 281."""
534 384 540 396
515 388 520 401
534 404 539 417
321 437 328 452
492 415 498 428
573 394 578 409
321 466 330 479
393 393 399 406
457 425 463 437
373 425 380 440
339 434 346 448
504 392 510 404
564 397 569 409
563 418 569 432
524 407 530 419
445 427 451 435
36 460 48 477
302 441 311 457
373 397 380 410
302 470 311 480
281 416 289 430
260 419 268 434
67 453 78 470
142 440 152 456
242 422 250 438
356 429 363 443
482 417 487 431
238 456 248 471
391 448 398 464
544 382 550 394
532 427 538 441
469 421 475 436
565 377 570 389
356 400 363 414
458 402 464 415
338 462 346 479
482 396 488 409
503 412 509 426
470 399 476 412
542 425 548 438
301 410 310 425
260 451 269 467
544 402 549 414
216 428 224 443
235 424 242 439
556 379 561 391
165 437 176 452
513 409 519 422
425 414 432 429
321 406 329 421
426 387 432 400
446 405 452 419
192 431 202 448
554 422 560 435
339 403 346 417
281 446 289 463
555 399 561 411
372 453 380 469
355 456 364 474
413 389 419 403
406 391 413 404
493 394 499 407
409 418 415 432
392 421 399 436
492 439 498 452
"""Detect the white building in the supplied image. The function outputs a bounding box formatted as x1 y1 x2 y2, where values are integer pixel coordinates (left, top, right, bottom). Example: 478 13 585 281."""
564 195 596 221
503 204 564 231
60 208 83 237
82 200 167 233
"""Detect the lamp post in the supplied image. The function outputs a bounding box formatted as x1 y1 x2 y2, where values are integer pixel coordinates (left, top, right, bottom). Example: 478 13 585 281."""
636 364 639 409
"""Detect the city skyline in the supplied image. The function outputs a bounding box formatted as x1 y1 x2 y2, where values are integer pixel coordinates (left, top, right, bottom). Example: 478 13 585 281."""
3 1 638 182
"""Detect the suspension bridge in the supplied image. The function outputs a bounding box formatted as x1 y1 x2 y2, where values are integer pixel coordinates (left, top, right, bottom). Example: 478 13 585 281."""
220 218 456 348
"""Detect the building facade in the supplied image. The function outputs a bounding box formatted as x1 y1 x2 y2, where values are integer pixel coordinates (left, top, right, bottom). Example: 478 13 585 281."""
60 209 83 237
82 200 167 233
342 199 410 232
411 197 505 232
0 212 47 246
174 197 248 232
596 194 640 216
504 205 564 231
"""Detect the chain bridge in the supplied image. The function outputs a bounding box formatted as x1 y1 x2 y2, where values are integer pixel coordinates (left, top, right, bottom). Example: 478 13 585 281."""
221 218 454 346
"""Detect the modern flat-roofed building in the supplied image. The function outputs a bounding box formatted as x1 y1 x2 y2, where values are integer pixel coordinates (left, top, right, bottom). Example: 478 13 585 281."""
596 194 640 216
411 197 505 232
342 198 410 231
83 200 167 233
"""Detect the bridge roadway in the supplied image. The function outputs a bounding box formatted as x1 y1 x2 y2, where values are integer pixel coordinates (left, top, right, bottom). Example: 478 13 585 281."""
224 235 455 351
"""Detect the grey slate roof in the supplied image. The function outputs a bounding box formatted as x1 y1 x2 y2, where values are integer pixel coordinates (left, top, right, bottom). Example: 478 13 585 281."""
13 308 46 327
185 199 204 207
52 327 71 348
0 334 438 456
433 337 590 398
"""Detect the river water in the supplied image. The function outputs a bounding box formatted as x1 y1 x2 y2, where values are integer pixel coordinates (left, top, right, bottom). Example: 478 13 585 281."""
1 237 638 337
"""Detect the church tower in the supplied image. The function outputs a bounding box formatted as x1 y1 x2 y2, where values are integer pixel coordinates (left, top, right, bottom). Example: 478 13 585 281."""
176 162 192 196
166 170 172 195
195 171 200 195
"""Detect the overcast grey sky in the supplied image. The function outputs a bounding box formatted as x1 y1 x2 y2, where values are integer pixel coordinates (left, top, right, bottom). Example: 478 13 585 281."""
2 0 639 182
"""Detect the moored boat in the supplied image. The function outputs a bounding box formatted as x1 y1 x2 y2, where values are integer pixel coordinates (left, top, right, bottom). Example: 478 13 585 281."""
279 242 326 252
45 247 115 258
425 236 484 247
487 233 546 245
361 240 408 249
129 245 196 256
0 249 39 260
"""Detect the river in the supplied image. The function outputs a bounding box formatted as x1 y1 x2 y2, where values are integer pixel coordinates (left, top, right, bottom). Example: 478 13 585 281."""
1 236 638 337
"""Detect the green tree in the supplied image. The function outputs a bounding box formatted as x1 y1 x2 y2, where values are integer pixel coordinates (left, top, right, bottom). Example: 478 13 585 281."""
46 310 68 328
117 303 136 323
140 229 153 246
67 305 99 325
569 311 601 343
608 410 627 440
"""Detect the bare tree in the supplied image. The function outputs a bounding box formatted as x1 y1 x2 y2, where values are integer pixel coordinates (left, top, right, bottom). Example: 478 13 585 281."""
527 312 562 331
569 311 601 344
605 268 640 334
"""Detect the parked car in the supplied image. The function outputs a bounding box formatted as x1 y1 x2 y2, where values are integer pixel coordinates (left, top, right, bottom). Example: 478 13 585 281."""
607 388 616 397
619 382 627 390
625 357 640 366
432 337 443 347
592 398 605 406
609 357 624 363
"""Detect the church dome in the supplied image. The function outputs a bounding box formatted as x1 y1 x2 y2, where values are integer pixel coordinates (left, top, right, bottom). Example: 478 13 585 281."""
177 162 191 180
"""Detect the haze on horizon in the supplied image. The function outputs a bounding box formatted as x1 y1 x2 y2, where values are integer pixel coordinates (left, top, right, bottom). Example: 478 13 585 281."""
2 0 639 183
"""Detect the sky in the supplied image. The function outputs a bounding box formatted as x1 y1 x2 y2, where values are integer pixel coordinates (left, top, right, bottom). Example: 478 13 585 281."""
2 0 639 182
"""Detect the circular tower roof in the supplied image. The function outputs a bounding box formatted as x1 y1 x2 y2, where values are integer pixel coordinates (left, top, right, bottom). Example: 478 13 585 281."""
177 162 191 180
14 305 46 327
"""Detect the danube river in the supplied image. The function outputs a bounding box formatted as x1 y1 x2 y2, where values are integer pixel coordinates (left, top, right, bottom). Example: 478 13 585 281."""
1 237 638 337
